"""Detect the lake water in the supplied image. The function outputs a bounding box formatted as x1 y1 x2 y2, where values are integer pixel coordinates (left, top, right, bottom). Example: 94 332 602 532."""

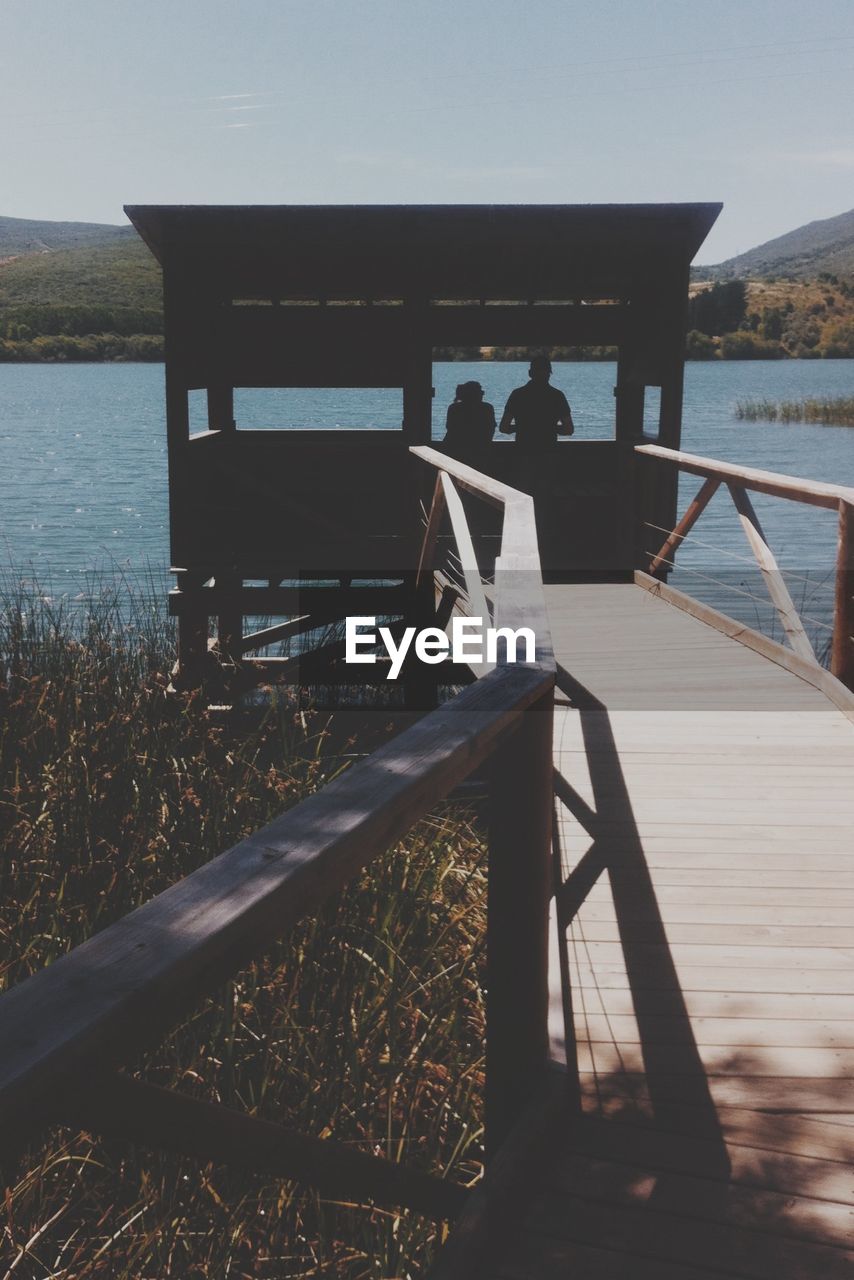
2 360 853 651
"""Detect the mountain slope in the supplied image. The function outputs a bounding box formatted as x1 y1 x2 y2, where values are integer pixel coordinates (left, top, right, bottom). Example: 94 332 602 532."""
0 215 133 260
706 208 854 279
0 239 161 310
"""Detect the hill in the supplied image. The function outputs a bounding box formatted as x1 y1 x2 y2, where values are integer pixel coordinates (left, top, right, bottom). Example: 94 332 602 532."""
685 276 854 359
700 207 854 280
0 238 161 310
0 214 133 260
0 218 163 361
2 210 854 362
0 234 161 311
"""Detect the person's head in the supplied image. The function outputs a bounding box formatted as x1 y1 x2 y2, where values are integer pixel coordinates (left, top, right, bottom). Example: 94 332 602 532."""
458 380 484 402
528 355 552 383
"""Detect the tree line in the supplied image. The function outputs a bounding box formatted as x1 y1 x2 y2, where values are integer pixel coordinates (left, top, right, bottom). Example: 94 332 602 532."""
0 304 163 340
686 277 854 360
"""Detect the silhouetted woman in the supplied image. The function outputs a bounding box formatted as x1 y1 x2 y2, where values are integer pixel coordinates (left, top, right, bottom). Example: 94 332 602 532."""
443 381 496 457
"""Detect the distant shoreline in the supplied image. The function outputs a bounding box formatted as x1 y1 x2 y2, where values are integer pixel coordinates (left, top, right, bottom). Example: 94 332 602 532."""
3 349 854 365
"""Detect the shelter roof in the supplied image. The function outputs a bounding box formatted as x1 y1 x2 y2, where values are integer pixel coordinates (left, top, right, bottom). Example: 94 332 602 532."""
124 203 721 300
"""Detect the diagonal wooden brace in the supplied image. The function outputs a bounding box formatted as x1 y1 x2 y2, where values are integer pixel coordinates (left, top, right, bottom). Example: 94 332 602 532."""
63 1072 468 1220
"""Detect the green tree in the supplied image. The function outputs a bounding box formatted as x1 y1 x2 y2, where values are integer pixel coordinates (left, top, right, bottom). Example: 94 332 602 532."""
821 323 854 358
720 332 784 360
685 329 718 359
687 280 747 336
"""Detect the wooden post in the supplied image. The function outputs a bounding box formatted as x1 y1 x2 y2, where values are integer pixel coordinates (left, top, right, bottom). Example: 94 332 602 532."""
633 448 655 572
164 365 191 573
163 274 212 682
615 347 646 575
216 568 242 666
207 384 235 432
832 499 854 688
403 569 440 710
486 691 553 1158
416 473 445 588
402 297 432 445
654 267 691 560
173 569 209 681
177 609 208 676
614 343 645 443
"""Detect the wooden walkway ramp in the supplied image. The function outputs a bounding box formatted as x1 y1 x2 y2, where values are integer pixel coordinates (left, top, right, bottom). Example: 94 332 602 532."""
492 583 854 1280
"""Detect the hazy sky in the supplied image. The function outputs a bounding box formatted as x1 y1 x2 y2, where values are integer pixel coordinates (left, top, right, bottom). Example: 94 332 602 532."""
3 0 853 262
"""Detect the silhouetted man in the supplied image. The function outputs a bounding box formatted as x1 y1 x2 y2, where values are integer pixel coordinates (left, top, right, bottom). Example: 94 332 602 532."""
498 355 574 452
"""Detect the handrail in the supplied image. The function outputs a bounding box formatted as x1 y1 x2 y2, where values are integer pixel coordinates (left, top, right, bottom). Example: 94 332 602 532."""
410 446 527 511
0 453 557 1229
410 446 554 672
636 443 854 689
439 470 493 631
636 443 854 510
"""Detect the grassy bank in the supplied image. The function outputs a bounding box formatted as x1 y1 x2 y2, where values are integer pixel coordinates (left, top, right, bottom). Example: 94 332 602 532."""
0 583 485 1278
735 395 854 425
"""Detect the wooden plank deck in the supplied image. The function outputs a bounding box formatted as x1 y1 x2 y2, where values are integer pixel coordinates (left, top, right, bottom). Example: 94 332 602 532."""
492 583 854 1279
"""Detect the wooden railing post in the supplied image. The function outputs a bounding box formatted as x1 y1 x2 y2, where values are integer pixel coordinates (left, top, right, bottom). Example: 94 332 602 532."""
486 689 553 1158
634 446 659 570
174 569 210 684
216 567 243 666
832 499 854 689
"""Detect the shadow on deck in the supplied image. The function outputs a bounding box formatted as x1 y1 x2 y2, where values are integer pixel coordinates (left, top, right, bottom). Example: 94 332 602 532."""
479 584 854 1279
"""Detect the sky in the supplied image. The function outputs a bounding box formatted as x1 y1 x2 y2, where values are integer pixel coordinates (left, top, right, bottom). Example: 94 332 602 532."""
2 0 853 263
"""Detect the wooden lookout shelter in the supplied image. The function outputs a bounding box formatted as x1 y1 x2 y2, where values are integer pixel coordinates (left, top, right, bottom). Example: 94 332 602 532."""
125 202 721 685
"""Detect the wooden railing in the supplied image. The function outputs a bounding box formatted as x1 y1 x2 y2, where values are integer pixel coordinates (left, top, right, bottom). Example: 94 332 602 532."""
636 444 854 694
0 452 556 1248
412 446 553 673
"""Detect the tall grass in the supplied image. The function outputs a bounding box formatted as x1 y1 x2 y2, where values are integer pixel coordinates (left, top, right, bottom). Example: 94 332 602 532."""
735 395 854 425
0 581 486 1278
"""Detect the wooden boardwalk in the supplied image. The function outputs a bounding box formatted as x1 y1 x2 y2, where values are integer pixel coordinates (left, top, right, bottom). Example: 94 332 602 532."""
493 584 854 1279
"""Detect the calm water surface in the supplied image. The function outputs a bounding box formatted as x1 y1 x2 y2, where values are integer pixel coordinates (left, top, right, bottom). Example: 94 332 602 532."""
2 361 853 642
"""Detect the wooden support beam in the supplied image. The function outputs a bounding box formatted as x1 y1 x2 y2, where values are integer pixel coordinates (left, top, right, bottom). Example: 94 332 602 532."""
648 476 720 576
614 351 645 443
244 635 351 684
440 473 491 629
486 692 554 1158
216 569 242 665
435 581 463 631
240 615 309 654
552 768 599 839
417 473 446 588
832 500 854 689
426 1066 568 1280
240 612 342 655
177 608 209 678
726 483 817 664
402 297 432 444
169 584 409 618
65 1073 466 1221
554 844 607 926
207 384 235 432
